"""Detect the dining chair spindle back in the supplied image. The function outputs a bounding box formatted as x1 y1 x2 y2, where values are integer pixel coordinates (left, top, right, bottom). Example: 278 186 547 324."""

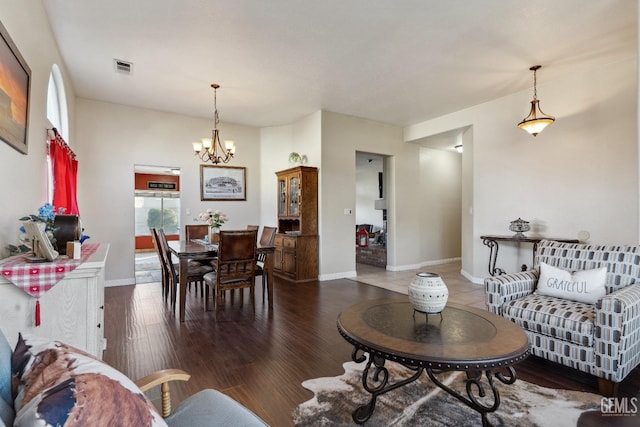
185 224 209 241
203 230 258 314
254 226 277 301
150 227 170 301
158 228 213 312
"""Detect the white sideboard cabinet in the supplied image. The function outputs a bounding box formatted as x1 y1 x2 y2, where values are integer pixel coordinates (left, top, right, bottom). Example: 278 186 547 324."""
0 244 109 359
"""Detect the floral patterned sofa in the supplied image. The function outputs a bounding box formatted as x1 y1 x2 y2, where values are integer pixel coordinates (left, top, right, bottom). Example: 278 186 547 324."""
485 239 640 396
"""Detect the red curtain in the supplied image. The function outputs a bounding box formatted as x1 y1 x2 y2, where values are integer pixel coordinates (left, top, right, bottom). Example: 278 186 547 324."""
49 129 80 215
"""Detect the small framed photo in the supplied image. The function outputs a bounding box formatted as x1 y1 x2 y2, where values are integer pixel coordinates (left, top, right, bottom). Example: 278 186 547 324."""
0 20 30 154
200 165 246 201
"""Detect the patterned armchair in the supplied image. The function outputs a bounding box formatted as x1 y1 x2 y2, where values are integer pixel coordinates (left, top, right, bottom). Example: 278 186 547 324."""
485 239 640 396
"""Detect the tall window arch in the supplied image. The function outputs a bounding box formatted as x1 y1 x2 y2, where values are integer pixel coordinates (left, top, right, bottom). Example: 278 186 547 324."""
46 65 78 214
46 64 68 140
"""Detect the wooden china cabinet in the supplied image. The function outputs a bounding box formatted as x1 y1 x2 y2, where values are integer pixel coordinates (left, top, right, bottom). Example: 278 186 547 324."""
273 166 318 282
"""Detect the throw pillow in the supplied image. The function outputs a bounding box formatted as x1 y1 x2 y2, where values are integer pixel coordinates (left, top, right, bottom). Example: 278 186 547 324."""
12 334 167 427
536 262 607 304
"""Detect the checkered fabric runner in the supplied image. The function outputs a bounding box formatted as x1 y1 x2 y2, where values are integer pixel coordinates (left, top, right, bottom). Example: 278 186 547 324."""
0 243 100 297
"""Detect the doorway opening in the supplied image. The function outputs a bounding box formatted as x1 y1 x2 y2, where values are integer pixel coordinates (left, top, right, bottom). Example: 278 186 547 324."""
134 165 181 284
355 152 388 273
408 126 467 272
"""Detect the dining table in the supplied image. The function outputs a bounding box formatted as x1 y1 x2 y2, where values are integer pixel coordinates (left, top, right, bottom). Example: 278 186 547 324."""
167 239 275 322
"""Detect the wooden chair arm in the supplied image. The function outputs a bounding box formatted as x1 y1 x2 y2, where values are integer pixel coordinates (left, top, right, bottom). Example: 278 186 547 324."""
135 369 191 418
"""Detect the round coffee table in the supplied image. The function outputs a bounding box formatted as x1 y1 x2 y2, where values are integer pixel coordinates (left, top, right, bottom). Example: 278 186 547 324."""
337 297 529 426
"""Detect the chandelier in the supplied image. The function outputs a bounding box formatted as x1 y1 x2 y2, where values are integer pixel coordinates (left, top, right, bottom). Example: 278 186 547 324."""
517 65 555 137
192 83 236 164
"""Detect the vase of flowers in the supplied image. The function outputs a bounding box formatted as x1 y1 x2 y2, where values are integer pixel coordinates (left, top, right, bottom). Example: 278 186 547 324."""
198 209 228 243
208 227 219 243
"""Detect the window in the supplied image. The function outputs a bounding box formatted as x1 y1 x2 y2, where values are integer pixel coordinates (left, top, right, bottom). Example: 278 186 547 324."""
46 65 69 203
134 191 181 236
46 64 68 139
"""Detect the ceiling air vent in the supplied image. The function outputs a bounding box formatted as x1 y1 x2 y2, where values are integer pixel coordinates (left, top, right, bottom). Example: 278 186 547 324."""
114 59 133 75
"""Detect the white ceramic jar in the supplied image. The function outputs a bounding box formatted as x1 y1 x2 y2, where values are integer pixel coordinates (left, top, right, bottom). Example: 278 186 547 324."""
408 272 449 313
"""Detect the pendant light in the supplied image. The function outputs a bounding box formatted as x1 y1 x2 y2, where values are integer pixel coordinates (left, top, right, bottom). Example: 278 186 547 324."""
192 84 236 164
517 65 555 136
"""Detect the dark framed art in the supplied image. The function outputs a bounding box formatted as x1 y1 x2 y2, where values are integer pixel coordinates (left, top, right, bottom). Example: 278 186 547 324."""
200 165 247 201
0 20 30 154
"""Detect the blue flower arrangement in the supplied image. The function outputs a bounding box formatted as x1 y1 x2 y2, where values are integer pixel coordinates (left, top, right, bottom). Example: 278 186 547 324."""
19 203 65 236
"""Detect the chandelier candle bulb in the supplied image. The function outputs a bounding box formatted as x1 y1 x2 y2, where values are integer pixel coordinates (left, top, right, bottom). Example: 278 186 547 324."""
408 272 449 314
224 140 236 153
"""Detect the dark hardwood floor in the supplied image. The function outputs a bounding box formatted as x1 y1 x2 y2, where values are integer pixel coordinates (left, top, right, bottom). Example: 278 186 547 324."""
104 277 640 426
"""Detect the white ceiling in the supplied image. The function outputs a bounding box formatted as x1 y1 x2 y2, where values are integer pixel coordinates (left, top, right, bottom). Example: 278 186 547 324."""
42 0 637 129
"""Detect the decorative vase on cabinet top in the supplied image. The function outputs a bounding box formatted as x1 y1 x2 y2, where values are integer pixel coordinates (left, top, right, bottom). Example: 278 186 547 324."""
408 272 449 314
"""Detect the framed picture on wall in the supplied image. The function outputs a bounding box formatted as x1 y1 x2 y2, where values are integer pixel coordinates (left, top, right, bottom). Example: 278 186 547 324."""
0 20 30 154
200 165 247 201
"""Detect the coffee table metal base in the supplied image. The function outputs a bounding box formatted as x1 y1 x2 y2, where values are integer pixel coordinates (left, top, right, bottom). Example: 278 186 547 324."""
349 347 516 427
337 299 529 426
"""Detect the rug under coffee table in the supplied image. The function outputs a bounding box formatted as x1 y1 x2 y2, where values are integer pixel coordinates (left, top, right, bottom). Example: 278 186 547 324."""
337 297 530 426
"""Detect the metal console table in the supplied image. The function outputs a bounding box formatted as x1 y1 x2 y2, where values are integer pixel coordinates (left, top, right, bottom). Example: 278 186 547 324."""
480 235 579 276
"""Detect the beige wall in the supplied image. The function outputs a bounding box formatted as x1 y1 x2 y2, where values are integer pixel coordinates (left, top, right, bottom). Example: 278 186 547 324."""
418 147 462 262
320 111 410 279
460 127 474 278
258 125 293 228
259 111 322 229
0 0 75 256
407 58 638 282
75 99 261 284
1 0 637 289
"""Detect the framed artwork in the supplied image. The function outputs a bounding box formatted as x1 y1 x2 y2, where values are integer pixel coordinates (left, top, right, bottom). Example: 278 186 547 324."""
200 165 247 201
0 20 30 154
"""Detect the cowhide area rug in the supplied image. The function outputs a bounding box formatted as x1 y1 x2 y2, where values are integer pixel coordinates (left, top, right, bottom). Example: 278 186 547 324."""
292 360 609 427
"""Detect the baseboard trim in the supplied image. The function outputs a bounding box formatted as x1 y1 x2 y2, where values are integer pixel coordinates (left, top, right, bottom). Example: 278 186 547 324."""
386 257 462 272
460 268 484 285
319 271 358 281
316 258 474 282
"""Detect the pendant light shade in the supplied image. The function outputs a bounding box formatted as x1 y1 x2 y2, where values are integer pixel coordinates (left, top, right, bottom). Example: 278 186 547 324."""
518 65 555 137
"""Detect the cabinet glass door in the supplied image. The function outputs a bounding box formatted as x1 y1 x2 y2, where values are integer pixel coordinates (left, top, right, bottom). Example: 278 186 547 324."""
289 175 300 216
278 179 287 215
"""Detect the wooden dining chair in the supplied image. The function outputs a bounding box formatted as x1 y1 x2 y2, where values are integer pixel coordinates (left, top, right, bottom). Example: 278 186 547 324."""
157 228 213 311
185 224 209 241
150 227 171 301
247 225 259 243
259 226 277 248
203 230 258 315
254 226 277 301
